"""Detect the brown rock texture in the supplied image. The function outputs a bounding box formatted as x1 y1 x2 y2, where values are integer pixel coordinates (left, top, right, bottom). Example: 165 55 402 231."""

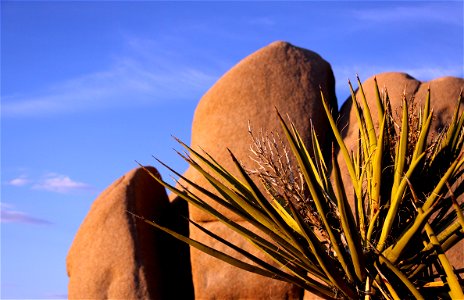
191 221 302 299
303 290 325 300
336 72 464 270
186 40 337 222
67 167 193 300
180 41 337 300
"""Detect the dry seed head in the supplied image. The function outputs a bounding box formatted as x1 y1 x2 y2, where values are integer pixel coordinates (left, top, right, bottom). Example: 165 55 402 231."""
246 124 325 234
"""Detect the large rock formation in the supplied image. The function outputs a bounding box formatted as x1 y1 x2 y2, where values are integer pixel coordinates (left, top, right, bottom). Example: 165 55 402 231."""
181 41 338 299
67 44 463 300
186 40 337 222
67 167 193 299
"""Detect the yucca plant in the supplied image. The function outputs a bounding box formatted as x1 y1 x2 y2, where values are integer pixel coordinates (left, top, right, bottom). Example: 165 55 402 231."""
133 77 464 299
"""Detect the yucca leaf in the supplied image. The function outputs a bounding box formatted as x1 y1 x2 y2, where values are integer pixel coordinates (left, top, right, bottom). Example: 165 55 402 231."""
373 262 402 300
451 107 464 151
127 211 288 281
350 81 370 163
142 162 316 271
422 87 431 125
135 206 329 300
184 170 306 258
188 218 305 279
371 278 391 300
423 221 464 299
409 219 463 279
383 202 435 263
320 88 361 202
180 181 321 276
352 134 366 236
153 155 252 219
447 182 464 233
171 158 333 276
377 152 426 251
290 121 325 188
286 199 358 299
277 110 354 285
187 218 337 299
373 76 385 122
377 256 425 300
437 221 463 250
311 122 329 177
332 148 366 282
293 123 340 218
371 115 386 218
441 227 464 253
429 195 455 230
181 147 322 246
422 157 461 211
391 97 409 200
349 86 368 237
366 208 381 242
185 157 279 231
227 149 308 253
377 183 423 299
442 93 462 151
175 139 258 204
156 154 329 256
270 199 304 236
412 112 433 161
356 75 377 152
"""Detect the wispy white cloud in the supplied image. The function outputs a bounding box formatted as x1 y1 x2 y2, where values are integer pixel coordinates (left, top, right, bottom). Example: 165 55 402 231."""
2 37 218 118
1 203 51 225
7 176 30 187
5 172 93 194
352 3 462 26
33 173 92 194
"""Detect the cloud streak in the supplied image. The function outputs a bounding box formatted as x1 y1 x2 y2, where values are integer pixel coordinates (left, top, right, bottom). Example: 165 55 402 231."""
1 204 52 225
7 176 30 187
33 174 92 194
2 37 218 118
6 173 93 194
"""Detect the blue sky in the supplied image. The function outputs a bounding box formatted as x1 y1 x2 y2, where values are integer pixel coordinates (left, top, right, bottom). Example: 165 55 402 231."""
1 1 463 298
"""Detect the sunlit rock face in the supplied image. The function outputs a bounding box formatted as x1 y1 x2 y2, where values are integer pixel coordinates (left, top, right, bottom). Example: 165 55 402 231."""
186 40 338 222
181 41 337 300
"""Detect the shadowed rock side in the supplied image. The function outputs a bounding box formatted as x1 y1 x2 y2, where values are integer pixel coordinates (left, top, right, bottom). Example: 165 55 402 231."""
336 72 464 271
178 41 337 299
67 167 193 300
